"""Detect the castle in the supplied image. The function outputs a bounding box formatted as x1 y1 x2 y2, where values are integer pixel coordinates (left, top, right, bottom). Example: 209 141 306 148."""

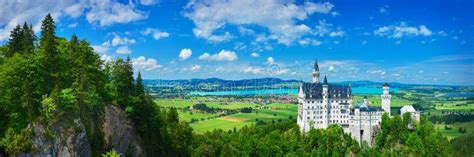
297 59 391 145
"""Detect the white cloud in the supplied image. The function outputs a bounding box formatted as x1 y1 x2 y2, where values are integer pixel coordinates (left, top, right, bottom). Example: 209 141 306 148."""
379 5 389 14
250 52 259 58
111 34 136 46
328 65 335 71
374 22 433 38
100 54 113 64
132 56 162 71
142 28 169 40
242 66 264 75
329 31 345 37
190 65 201 71
361 40 367 45
116 46 132 54
67 23 78 28
184 0 335 44
139 0 157 6
266 57 275 65
179 48 192 60
0 0 149 41
298 38 322 46
199 50 238 61
304 2 334 14
91 41 111 53
367 69 386 75
86 0 147 27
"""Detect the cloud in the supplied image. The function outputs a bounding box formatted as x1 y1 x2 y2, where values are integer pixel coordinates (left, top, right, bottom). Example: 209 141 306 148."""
379 5 389 14
179 48 192 60
184 0 335 44
116 46 132 54
313 20 345 38
67 23 78 28
199 50 238 61
328 65 335 71
251 52 259 58
0 0 150 41
266 57 275 65
86 0 147 27
142 28 169 40
190 65 201 71
100 54 113 64
111 34 136 46
139 0 158 6
132 56 162 71
304 2 334 14
374 22 433 38
367 69 386 75
298 38 322 46
242 66 264 75
91 41 111 53
329 31 345 37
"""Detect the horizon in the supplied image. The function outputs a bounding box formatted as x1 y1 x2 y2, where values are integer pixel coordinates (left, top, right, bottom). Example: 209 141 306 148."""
1 0 473 85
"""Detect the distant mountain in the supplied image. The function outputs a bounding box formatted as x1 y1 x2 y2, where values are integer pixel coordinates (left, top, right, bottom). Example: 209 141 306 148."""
143 77 300 87
143 78 464 89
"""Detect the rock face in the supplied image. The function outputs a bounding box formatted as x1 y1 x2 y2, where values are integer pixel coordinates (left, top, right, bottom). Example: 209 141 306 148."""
15 105 143 157
103 105 143 157
19 119 92 157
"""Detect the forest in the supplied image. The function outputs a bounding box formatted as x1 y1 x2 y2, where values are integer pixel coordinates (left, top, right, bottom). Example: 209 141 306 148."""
0 15 472 157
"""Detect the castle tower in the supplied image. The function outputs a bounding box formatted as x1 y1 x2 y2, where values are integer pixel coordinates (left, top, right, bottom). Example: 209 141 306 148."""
313 59 320 83
322 75 329 126
381 83 391 115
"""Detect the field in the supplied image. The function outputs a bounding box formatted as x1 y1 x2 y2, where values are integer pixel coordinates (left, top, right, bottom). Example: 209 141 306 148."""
434 121 474 139
353 94 414 107
155 99 259 109
190 103 297 133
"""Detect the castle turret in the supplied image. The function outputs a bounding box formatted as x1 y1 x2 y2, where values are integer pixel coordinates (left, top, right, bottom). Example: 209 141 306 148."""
313 59 320 83
322 75 329 126
363 96 368 105
381 83 391 115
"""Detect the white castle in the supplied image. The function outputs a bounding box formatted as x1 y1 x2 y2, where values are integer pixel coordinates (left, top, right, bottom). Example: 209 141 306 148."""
297 59 391 145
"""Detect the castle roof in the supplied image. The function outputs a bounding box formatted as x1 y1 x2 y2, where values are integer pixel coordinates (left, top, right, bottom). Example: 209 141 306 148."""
383 82 389 87
314 59 319 71
350 102 384 114
301 82 351 99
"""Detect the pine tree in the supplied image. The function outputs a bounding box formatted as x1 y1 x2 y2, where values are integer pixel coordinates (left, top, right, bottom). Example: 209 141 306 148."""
6 25 22 57
20 22 35 54
39 14 59 90
135 72 145 96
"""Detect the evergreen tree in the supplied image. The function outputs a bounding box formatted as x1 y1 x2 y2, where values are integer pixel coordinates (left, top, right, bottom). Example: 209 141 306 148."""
6 25 22 57
20 22 35 54
39 14 59 91
135 72 145 96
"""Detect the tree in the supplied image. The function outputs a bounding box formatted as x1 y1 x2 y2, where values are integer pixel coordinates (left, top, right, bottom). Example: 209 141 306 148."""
39 14 59 91
135 72 144 96
167 108 179 124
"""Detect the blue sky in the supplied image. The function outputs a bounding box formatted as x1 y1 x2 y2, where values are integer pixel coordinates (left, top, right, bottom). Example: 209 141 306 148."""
1 0 473 85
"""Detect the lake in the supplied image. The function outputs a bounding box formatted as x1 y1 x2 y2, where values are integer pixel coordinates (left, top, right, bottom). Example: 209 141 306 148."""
190 87 399 96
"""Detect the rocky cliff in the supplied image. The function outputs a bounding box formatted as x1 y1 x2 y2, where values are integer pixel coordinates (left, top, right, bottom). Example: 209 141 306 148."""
16 105 143 157
102 105 143 157
19 119 91 157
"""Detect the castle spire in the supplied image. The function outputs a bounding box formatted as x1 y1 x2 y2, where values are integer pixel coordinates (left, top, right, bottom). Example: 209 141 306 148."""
312 59 320 83
323 75 328 85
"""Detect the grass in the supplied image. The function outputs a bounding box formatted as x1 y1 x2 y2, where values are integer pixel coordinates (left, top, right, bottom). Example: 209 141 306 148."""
155 99 258 109
177 110 219 123
190 103 297 133
353 94 414 107
434 121 474 140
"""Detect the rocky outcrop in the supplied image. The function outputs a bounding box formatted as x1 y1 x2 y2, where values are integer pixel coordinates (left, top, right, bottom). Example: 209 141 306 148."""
19 119 91 157
103 105 143 157
16 105 144 157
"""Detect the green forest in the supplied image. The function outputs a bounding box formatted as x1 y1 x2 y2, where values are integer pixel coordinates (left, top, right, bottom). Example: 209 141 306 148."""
0 15 472 157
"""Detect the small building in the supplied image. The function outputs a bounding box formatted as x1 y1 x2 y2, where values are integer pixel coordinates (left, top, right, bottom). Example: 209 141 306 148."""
400 105 420 122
